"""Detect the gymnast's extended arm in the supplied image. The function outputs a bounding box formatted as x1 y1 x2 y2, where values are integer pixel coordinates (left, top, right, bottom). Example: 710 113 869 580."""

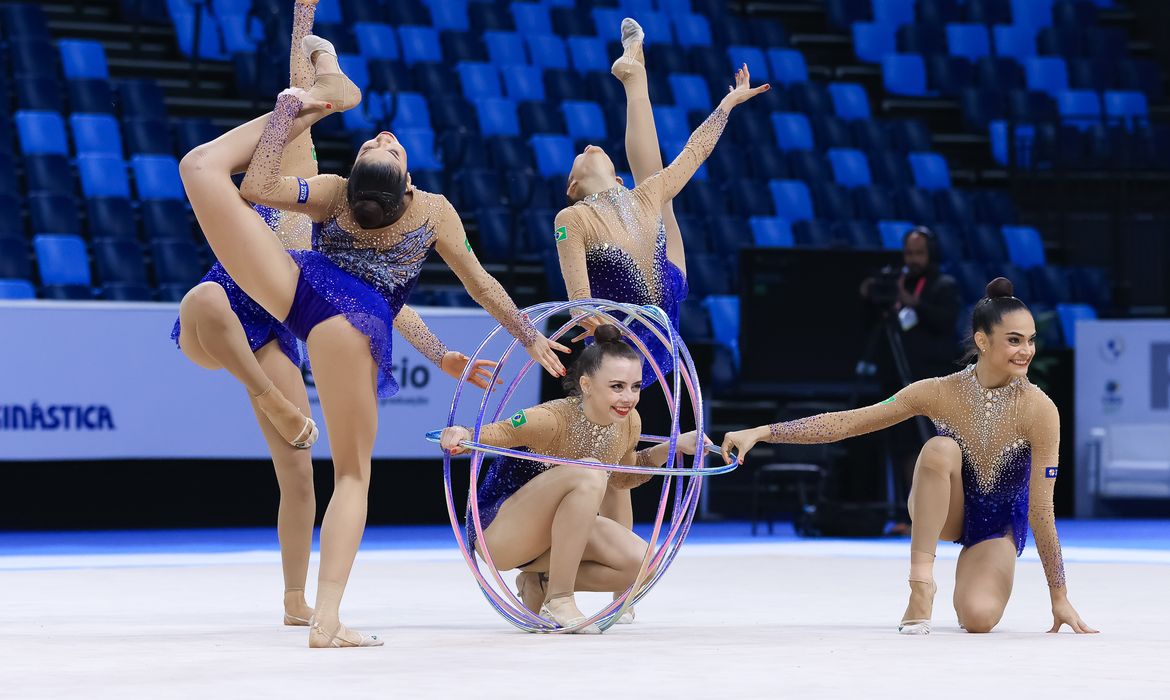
720 378 940 463
439 404 562 456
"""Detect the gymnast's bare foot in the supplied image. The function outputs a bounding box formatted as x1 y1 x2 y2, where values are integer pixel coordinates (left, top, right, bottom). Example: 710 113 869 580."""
301 35 362 111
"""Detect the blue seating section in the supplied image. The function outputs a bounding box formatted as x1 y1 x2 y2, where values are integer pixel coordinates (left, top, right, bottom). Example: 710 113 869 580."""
0 0 1122 340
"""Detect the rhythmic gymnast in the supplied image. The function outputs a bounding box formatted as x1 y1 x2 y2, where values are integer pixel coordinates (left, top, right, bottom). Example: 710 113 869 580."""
439 324 709 633
171 0 495 629
722 278 1097 635
178 32 567 647
552 18 768 618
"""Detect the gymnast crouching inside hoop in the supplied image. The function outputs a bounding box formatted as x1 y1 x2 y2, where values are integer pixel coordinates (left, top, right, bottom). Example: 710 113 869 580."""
440 324 712 633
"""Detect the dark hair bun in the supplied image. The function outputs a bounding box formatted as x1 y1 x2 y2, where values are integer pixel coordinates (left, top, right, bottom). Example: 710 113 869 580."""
985 277 1014 299
351 198 385 229
593 324 622 344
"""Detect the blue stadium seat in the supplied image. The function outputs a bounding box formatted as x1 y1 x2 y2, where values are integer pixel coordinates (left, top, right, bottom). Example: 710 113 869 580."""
768 49 808 86
827 147 873 188
1067 57 1113 92
10 39 57 78
1024 56 1069 96
442 32 486 64
483 31 527 67
0 279 36 299
34 234 91 286
152 240 204 286
836 220 881 247
1011 0 1056 28
930 223 966 261
651 106 689 145
174 119 220 157
512 2 552 35
976 190 1019 225
748 217 795 248
471 98 519 137
398 26 442 66
754 17 790 48
99 282 152 301
1056 89 1102 129
895 187 937 222
1001 225 1046 268
519 102 565 134
117 80 168 121
141 200 189 241
790 220 832 247
1086 27 1127 63
870 149 912 186
472 207 514 262
15 111 68 156
907 152 951 190
917 0 961 24
314 0 342 23
78 155 129 199
878 220 915 249
335 54 371 94
567 37 609 75
0 3 49 37
749 147 789 180
550 5 589 36
469 3 513 32
526 34 569 70
992 24 1037 60
427 0 469 31
23 154 71 196
771 113 815 152
1008 88 1058 121
387 92 431 131
66 78 114 114
93 238 148 286
852 119 891 151
123 119 171 155
946 23 990 60
678 298 711 340
17 77 64 112
673 13 712 48
1104 90 1148 130
729 179 774 217
874 0 916 26
530 135 575 177
1117 58 1163 99
883 54 929 97
828 82 871 121
505 66 545 103
488 137 532 170
171 6 228 60
69 114 123 157
727 46 769 81
668 74 711 113
934 189 975 223
897 24 946 55
708 216 753 251
1053 0 1096 27
687 253 732 296
810 115 849 149
1073 266 1110 308
29 193 81 236
452 170 502 211
704 295 741 366
1030 265 1073 305
853 22 896 64
925 55 973 96
768 180 814 223
561 101 607 141
396 129 441 171
677 179 726 216
457 62 501 100
0 236 32 279
1055 303 1096 347
1037 27 1085 58
132 155 183 200
0 192 23 239
811 182 855 219
87 198 137 240
354 23 399 60
58 39 109 80
969 223 1008 261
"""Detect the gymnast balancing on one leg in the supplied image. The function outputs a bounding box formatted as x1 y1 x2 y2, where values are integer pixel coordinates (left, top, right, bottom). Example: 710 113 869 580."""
439 324 710 633
179 36 567 647
722 278 1097 635
171 0 496 629
552 18 768 620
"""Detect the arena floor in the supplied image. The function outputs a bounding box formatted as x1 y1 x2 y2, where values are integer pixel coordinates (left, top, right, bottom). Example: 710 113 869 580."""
3 522 1166 698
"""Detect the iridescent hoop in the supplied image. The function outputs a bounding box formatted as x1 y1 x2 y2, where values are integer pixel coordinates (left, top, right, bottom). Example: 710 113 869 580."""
435 299 735 633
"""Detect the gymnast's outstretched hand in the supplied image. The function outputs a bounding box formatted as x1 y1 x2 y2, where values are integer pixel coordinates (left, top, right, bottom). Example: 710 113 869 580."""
570 313 605 343
1049 597 1098 634
676 430 715 457
720 425 769 464
720 64 770 111
440 425 473 456
525 332 571 378
441 351 501 391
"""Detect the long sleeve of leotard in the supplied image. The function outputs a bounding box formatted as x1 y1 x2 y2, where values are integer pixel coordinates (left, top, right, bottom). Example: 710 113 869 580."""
553 206 591 301
392 305 448 369
474 404 563 453
431 198 539 348
766 378 941 444
634 108 729 207
1026 393 1067 589
279 0 319 182
239 92 343 221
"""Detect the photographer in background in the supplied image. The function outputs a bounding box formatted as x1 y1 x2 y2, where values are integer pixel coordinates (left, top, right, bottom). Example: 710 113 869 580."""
860 226 962 532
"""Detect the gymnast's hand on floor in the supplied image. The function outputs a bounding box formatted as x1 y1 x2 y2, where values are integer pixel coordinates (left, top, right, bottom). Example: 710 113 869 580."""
440 426 473 456
441 351 501 391
720 426 769 464
280 87 332 114
526 333 571 379
1049 597 1098 634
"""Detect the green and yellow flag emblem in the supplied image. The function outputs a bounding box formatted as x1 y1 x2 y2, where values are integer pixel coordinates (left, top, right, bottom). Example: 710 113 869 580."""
554 226 568 242
510 410 528 428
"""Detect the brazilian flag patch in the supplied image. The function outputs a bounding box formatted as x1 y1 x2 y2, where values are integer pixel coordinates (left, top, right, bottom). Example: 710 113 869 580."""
554 226 568 242
464 238 472 252
311 147 318 162
879 396 897 405
510 410 528 428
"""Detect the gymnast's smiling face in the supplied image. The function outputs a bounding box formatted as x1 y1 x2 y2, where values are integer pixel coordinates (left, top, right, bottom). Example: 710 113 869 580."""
566 145 623 202
355 131 408 174
977 309 1037 379
578 355 643 422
